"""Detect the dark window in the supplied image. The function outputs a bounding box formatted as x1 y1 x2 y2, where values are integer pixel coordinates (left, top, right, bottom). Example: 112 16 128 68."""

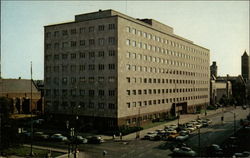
98 25 105 31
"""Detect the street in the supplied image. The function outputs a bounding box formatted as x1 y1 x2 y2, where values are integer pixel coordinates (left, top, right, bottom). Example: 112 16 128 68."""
74 107 249 158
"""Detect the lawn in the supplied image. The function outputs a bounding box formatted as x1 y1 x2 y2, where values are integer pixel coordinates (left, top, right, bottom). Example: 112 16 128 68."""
2 146 64 157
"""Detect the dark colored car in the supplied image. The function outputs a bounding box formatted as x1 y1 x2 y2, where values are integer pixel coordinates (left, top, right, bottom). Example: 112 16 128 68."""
207 144 223 156
87 136 104 144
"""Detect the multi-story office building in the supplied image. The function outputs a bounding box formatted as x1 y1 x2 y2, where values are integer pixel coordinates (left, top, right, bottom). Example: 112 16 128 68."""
44 9 210 129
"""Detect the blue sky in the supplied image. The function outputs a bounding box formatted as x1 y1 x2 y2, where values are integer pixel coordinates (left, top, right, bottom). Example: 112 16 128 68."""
1 1 249 80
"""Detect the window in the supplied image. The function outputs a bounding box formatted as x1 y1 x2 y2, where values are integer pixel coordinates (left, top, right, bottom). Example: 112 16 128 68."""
46 44 51 50
109 90 115 96
79 90 85 96
108 50 115 56
71 53 76 59
98 76 104 82
89 77 94 82
62 54 68 59
79 77 86 82
126 90 130 95
98 90 105 96
89 90 95 97
54 43 59 49
108 24 115 30
54 31 59 37
98 64 105 70
54 54 59 60
126 39 130 46
70 78 76 86
127 103 131 108
89 51 95 58
98 38 105 45
132 40 136 47
80 40 85 46
62 77 68 85
71 29 76 34
89 39 95 45
89 26 94 32
62 42 68 48
98 51 104 57
108 103 115 109
108 37 115 45
98 103 105 109
88 64 95 70
98 25 105 31
79 52 85 58
126 26 130 33
126 64 131 70
108 76 115 82
79 65 85 71
79 27 85 33
70 65 76 72
62 30 68 36
109 64 115 70
62 89 68 96
71 41 77 47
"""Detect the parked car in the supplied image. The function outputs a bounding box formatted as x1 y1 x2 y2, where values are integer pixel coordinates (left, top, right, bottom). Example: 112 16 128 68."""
242 105 247 110
87 136 104 144
234 151 250 157
143 132 157 140
176 133 189 141
167 124 178 130
168 133 179 140
165 128 177 134
51 133 68 142
34 132 49 140
71 136 88 144
207 144 223 156
173 146 196 157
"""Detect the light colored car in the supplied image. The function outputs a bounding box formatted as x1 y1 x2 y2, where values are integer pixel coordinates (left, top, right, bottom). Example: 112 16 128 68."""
173 146 196 157
51 133 68 142
179 130 190 135
176 133 189 141
144 132 156 139
165 128 177 134
234 151 250 157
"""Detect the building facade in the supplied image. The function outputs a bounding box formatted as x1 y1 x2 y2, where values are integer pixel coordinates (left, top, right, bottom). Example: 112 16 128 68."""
44 9 210 129
241 50 250 81
0 78 43 114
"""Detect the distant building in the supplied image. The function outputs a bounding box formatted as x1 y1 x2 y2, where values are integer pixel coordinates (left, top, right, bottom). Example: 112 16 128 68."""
44 9 210 129
217 75 246 105
0 78 43 114
210 61 218 77
241 50 250 81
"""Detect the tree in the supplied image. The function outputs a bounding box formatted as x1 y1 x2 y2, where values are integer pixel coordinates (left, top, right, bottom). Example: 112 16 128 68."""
0 97 19 149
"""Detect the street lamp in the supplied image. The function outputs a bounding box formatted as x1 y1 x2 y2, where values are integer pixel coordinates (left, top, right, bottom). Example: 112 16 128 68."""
228 111 237 136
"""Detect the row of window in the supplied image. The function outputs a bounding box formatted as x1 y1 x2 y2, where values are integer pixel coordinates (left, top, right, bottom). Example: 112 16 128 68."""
45 50 115 61
45 64 116 73
45 37 116 50
126 26 209 57
126 88 208 96
45 89 116 97
126 95 208 108
126 64 209 78
46 101 116 109
45 24 116 38
45 76 115 85
126 51 208 70
126 77 208 85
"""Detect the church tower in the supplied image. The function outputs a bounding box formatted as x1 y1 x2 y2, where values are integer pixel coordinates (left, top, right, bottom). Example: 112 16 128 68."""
241 50 250 81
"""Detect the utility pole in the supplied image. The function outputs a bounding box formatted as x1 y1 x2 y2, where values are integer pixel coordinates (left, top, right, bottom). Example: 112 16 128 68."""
30 61 33 156
234 113 236 136
198 127 201 157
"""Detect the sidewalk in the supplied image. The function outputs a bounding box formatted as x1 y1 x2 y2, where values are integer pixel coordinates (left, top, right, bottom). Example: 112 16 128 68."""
101 106 235 141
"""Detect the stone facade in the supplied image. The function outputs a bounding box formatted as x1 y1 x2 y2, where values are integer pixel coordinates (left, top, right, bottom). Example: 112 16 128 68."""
44 9 210 129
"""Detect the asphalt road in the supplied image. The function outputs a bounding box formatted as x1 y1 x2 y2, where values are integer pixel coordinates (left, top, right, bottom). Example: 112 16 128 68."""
31 107 249 158
79 107 249 158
